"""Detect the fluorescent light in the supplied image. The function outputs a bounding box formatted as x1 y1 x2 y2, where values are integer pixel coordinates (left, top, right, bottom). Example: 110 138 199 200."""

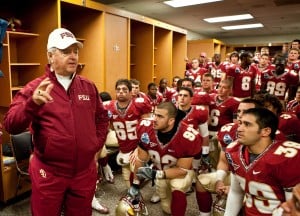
164 0 222 8
204 14 253 23
222 23 264 30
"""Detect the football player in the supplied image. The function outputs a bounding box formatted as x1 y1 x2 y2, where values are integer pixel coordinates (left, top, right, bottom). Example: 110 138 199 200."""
130 79 148 100
291 39 300 49
262 93 300 142
286 84 300 118
225 108 300 216
199 52 209 68
286 48 300 79
197 98 262 216
229 51 239 65
206 54 227 89
208 79 239 135
260 47 270 56
260 54 298 106
179 77 213 108
146 82 163 115
172 75 181 90
192 79 238 216
200 73 217 94
225 51 258 99
129 102 202 216
176 86 210 175
104 79 152 188
158 78 177 103
255 53 270 92
287 48 300 66
184 58 208 83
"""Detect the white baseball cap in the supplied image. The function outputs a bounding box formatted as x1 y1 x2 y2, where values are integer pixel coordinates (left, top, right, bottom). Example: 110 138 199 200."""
47 28 83 50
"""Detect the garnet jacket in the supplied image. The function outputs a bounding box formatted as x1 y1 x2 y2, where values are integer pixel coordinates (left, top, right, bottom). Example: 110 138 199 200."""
4 65 109 177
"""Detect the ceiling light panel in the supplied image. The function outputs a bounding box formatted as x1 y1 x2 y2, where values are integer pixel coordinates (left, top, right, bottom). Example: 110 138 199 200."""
164 0 222 8
222 23 264 30
204 14 253 23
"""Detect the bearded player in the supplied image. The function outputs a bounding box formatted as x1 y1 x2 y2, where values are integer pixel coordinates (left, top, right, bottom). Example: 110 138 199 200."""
128 102 202 216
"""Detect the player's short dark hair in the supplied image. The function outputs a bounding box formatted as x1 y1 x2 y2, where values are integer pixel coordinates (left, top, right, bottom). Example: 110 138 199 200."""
203 72 214 80
176 79 183 91
130 78 140 86
181 77 195 87
157 102 177 119
273 54 286 65
240 98 263 108
263 94 283 115
147 82 157 90
260 53 269 58
159 78 168 85
243 108 278 140
239 51 252 60
178 86 194 97
115 79 132 91
230 51 239 60
173 76 181 81
99 91 112 102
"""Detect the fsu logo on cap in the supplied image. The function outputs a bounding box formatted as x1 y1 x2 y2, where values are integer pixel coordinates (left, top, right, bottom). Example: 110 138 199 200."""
60 31 75 39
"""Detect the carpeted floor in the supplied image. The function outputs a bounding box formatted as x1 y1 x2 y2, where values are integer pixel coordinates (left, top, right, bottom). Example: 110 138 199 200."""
0 169 201 216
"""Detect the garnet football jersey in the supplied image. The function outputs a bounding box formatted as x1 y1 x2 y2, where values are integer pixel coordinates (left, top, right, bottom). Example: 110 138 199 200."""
208 96 239 132
217 122 238 149
184 67 208 83
225 140 300 216
226 64 257 98
192 91 215 106
261 65 298 100
105 98 152 153
286 99 299 113
287 103 300 119
181 105 209 131
286 60 300 76
137 119 202 170
146 92 163 113
207 61 227 87
279 112 300 142
159 86 177 104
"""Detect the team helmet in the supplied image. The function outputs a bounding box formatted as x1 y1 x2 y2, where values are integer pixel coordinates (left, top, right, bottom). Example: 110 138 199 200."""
212 194 227 216
115 194 149 216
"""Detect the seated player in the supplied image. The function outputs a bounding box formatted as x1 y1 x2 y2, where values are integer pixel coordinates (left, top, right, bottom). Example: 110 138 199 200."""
129 102 202 216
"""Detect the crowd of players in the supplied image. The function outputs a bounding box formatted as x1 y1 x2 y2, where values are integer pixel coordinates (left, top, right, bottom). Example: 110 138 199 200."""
97 41 300 216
